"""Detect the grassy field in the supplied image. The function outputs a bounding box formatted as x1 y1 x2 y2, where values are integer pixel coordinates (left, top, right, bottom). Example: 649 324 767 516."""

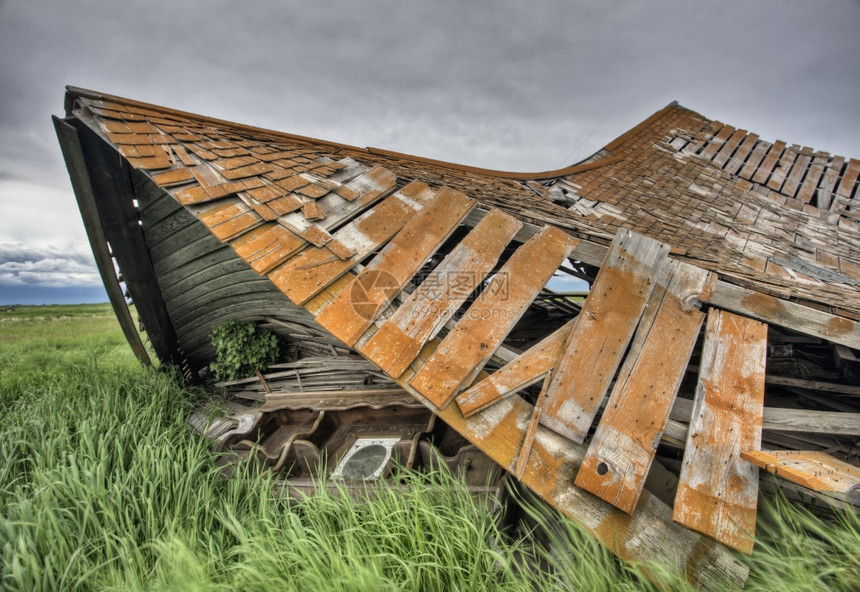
0 305 857 591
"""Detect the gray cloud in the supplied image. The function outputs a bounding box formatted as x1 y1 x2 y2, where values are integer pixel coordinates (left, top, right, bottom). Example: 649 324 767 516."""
0 0 859 290
0 242 100 287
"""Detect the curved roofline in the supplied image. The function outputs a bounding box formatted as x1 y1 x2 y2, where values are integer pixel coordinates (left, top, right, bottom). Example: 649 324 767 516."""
64 85 672 181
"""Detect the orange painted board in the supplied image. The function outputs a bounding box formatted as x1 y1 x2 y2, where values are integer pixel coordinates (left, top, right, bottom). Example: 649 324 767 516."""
276 165 399 246
740 450 860 495
360 208 521 378
218 162 274 180
316 187 476 346
540 229 670 444
391 343 748 589
514 375 552 479
408 225 577 409
673 309 767 555
169 143 197 166
819 156 845 211
575 261 714 513
152 168 194 187
456 317 575 418
196 200 264 242
268 182 435 306
230 222 306 275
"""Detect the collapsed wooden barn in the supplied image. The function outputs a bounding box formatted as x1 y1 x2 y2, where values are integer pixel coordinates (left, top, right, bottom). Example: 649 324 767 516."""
55 86 860 589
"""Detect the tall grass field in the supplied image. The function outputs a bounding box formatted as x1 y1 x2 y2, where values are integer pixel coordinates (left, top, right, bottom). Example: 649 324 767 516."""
0 304 857 590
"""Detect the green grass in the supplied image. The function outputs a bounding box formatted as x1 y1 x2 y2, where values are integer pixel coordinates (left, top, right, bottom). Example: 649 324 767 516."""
0 305 857 590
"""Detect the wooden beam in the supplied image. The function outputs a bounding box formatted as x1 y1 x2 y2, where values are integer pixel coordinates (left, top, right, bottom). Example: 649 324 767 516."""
670 397 860 436
673 309 767 554
541 229 670 443
455 318 574 417
409 226 577 409
705 281 860 350
741 450 860 506
575 261 712 512
53 116 152 366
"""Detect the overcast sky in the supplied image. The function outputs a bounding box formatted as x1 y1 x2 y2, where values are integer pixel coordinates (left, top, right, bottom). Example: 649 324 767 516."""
1 0 858 301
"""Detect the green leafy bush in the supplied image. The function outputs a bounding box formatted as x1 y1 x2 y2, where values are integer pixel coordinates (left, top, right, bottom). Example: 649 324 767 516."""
209 319 281 381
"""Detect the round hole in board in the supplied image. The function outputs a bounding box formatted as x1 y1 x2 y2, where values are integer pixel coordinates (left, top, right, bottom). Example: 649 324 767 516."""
596 462 609 476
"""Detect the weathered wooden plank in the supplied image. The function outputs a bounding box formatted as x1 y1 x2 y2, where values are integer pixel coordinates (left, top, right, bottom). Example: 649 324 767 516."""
316 187 476 346
723 133 759 176
705 281 860 349
700 124 735 161
711 127 746 167
514 375 552 479
796 156 827 205
152 168 195 187
268 182 436 306
764 374 860 397
671 396 860 436
740 450 860 502
780 152 812 198
53 116 153 366
409 226 577 409
143 207 203 249
673 309 767 554
157 251 252 302
169 279 286 325
575 261 713 513
230 222 306 275
361 208 521 378
540 230 670 443
392 343 749 590
455 318 574 417
751 140 786 185
738 140 770 180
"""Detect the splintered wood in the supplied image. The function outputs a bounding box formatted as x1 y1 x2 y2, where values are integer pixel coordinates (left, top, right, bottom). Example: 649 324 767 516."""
575 261 714 513
674 309 767 554
455 319 574 417
540 230 670 443
409 226 577 409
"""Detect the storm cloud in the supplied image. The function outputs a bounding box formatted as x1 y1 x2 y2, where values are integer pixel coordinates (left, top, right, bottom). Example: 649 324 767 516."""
0 242 100 288
0 0 858 294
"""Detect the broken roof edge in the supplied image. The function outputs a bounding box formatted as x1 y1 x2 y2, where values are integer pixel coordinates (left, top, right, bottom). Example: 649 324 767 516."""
63 85 666 182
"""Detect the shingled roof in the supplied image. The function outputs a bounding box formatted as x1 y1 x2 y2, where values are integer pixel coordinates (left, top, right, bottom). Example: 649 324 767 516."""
54 87 860 589
61 87 860 318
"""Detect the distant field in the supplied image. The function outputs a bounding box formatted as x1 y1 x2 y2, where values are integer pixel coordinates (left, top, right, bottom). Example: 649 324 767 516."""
0 303 119 345
0 305 857 591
